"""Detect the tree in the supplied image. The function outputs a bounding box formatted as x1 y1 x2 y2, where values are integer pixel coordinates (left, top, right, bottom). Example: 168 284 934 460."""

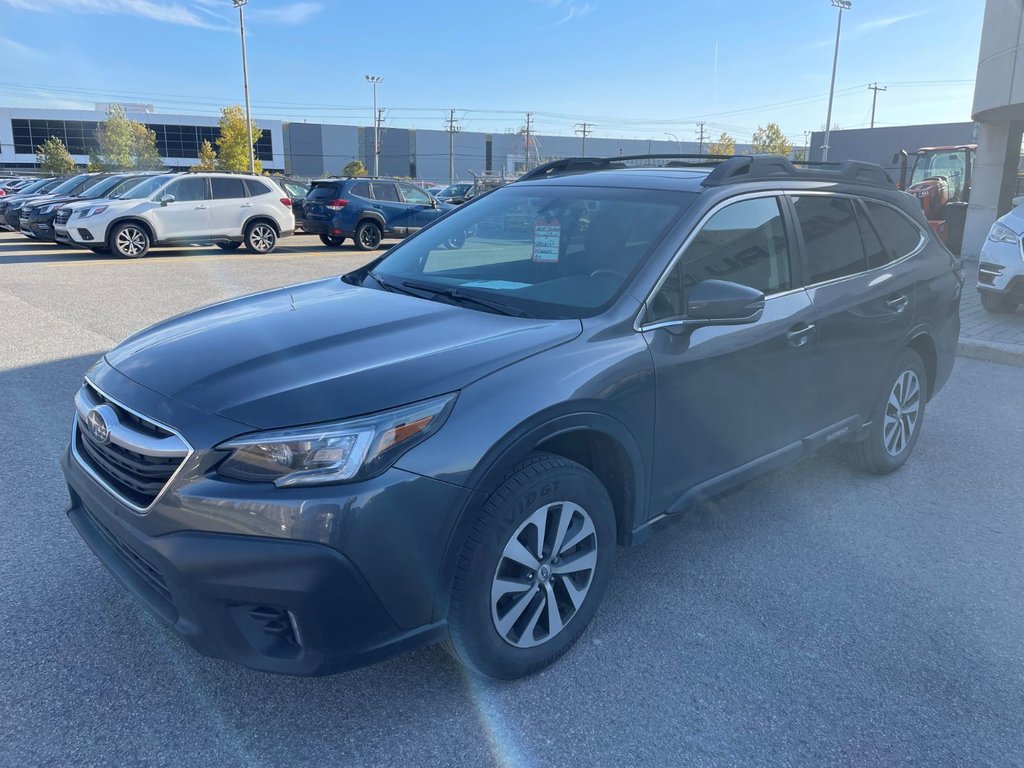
191 139 217 171
342 160 367 177
36 136 77 174
91 104 163 170
216 105 263 173
750 122 793 156
707 131 736 156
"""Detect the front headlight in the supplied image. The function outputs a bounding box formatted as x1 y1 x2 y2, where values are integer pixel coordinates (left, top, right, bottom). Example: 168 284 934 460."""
79 205 108 219
216 393 457 487
988 222 1020 244
39 202 64 214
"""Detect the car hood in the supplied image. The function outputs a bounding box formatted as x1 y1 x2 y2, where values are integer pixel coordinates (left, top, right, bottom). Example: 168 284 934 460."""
105 277 582 430
998 206 1024 235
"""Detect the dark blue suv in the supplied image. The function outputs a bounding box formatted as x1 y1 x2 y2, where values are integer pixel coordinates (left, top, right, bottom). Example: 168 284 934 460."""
299 177 454 250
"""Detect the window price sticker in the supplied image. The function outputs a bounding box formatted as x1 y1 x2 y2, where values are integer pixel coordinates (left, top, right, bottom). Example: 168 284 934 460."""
532 215 561 262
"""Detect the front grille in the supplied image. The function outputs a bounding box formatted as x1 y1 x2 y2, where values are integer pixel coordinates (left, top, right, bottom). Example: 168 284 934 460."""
73 381 190 511
82 507 176 617
55 208 71 226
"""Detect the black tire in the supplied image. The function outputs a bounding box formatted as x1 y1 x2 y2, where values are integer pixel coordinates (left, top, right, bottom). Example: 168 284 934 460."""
980 291 1019 314
844 349 927 475
88 246 112 255
217 241 242 251
244 221 278 254
109 222 150 259
354 220 383 251
319 234 345 248
445 452 616 680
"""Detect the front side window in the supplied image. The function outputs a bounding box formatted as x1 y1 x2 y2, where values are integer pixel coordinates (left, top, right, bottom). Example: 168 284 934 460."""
212 178 247 199
371 182 400 202
399 183 431 205
649 196 791 322
793 196 866 284
371 185 693 319
163 177 208 202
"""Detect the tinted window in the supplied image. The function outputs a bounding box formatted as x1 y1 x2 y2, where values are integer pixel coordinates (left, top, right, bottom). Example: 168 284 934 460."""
371 182 400 202
399 183 432 204
855 202 888 269
307 183 340 201
793 196 866 283
212 178 247 199
246 179 272 196
350 181 371 198
164 177 207 202
864 201 922 260
280 181 306 198
650 197 791 322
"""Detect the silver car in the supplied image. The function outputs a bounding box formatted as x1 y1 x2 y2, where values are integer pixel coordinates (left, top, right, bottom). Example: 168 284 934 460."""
979 207 1024 313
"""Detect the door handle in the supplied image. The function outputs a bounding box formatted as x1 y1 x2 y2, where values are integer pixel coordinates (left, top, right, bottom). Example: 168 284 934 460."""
885 294 910 314
194 205 208 210
240 203 254 208
786 323 816 348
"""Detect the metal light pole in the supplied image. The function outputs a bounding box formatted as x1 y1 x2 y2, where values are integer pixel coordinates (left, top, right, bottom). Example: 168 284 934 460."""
665 132 681 152
365 75 383 176
821 0 851 162
232 0 255 173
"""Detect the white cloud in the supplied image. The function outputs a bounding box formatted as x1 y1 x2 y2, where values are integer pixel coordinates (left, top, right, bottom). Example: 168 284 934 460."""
534 0 594 26
0 0 230 30
802 9 929 50
249 2 323 26
0 34 50 61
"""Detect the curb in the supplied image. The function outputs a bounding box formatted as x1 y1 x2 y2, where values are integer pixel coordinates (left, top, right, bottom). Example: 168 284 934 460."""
957 338 1024 367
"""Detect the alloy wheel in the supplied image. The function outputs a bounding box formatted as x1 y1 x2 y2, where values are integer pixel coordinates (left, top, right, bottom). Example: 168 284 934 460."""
491 501 597 649
250 224 276 252
116 226 147 257
883 369 921 456
359 225 381 249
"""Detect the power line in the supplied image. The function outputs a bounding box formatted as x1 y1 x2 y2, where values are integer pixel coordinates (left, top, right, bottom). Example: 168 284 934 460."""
868 83 887 129
696 121 709 154
574 122 593 156
445 108 461 185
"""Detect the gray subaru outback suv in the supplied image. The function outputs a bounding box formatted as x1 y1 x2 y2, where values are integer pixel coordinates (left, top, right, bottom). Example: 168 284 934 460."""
61 154 962 679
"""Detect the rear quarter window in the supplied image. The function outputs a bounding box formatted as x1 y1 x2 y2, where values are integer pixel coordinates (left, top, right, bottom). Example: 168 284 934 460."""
349 181 371 198
863 201 923 260
245 179 272 196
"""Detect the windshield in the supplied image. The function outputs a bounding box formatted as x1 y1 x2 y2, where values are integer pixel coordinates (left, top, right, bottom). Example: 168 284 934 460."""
370 185 695 319
82 175 132 199
16 178 53 194
108 176 149 198
910 151 967 187
48 174 92 196
118 174 175 200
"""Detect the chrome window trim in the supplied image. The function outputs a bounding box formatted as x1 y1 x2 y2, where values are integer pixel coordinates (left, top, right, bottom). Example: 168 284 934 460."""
633 190 792 332
70 377 195 515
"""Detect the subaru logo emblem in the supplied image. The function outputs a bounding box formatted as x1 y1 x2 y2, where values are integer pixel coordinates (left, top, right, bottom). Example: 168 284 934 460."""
85 408 110 444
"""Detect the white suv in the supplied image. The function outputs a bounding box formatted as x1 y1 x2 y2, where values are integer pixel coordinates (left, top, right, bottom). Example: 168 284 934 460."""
55 172 295 258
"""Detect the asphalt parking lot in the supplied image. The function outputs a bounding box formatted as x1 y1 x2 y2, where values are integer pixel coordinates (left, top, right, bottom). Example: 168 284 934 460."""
1 230 1022 767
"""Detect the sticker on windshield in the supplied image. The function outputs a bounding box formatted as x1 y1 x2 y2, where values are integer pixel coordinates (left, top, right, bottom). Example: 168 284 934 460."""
532 213 561 262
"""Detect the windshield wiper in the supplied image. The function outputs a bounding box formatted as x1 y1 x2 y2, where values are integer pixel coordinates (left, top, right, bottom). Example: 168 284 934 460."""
364 270 417 295
400 279 533 318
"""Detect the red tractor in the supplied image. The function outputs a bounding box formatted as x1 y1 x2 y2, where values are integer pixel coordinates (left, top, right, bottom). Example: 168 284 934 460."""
894 144 975 254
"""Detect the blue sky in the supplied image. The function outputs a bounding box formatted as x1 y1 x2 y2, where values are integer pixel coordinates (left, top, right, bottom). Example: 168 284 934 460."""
0 0 983 145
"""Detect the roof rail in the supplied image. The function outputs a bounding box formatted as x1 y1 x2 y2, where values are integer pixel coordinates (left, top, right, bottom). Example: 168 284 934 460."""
518 153 736 182
701 155 894 188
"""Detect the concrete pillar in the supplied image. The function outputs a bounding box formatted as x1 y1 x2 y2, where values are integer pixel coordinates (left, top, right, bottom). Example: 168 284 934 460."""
963 122 1012 257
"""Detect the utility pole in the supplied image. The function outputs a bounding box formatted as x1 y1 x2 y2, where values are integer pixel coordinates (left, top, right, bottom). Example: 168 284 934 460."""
232 0 254 173
523 112 533 171
822 0 851 162
696 121 709 154
365 75 383 176
445 109 461 185
868 82 886 129
575 122 593 156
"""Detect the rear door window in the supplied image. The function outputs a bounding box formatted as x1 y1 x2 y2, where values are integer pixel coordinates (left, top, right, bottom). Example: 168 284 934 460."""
211 178 247 199
371 182 400 202
863 201 924 262
792 196 867 284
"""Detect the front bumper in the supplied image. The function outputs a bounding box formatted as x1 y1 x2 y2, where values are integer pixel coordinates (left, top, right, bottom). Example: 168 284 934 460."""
978 239 1024 295
20 216 56 240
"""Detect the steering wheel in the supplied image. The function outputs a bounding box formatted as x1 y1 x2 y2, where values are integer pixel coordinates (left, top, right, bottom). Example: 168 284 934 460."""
590 269 626 281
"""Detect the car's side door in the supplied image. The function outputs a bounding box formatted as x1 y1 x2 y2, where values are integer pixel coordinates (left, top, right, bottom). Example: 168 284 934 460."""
207 177 249 237
642 194 822 518
789 193 919 428
369 181 410 234
397 182 442 229
152 176 210 241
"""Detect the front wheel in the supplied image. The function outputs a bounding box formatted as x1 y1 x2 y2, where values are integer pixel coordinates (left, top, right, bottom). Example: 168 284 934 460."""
244 221 278 253
110 222 150 259
844 349 927 475
980 291 1019 314
319 234 345 248
445 453 616 680
354 220 382 251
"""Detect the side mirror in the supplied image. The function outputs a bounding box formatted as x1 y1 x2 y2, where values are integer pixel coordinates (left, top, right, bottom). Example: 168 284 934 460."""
160 194 175 207
685 279 765 325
